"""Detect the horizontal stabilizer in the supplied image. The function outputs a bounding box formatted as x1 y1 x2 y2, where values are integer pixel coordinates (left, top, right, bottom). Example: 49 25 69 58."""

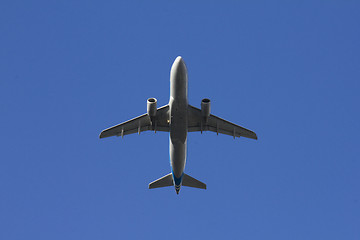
182 174 206 189
149 173 173 189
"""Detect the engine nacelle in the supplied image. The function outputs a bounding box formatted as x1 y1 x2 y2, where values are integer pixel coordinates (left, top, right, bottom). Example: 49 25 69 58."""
201 98 211 120
147 98 157 117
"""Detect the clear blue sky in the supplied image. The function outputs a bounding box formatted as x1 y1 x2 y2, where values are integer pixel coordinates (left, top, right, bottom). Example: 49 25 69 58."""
1 1 359 239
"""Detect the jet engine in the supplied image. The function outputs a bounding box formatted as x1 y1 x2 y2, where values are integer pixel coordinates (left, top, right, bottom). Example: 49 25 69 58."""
201 98 211 121
147 98 157 117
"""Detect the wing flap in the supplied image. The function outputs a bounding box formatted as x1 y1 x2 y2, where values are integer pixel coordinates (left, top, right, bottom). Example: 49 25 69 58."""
187 105 257 140
99 114 150 138
99 105 169 138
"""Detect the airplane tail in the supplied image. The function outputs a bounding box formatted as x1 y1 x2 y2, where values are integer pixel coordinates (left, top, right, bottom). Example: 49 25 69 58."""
148 173 206 190
182 173 206 189
149 173 173 189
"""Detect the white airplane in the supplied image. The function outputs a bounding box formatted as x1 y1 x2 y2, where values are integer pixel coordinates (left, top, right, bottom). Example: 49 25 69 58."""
99 56 257 194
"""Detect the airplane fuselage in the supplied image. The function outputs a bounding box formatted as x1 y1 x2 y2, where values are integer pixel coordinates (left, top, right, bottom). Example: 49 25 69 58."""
169 57 188 194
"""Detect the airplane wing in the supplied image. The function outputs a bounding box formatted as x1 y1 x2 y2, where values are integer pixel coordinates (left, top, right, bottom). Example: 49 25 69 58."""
187 105 257 140
99 105 169 138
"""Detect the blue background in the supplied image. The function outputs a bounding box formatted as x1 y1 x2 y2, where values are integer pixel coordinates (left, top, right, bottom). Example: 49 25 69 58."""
1 1 359 239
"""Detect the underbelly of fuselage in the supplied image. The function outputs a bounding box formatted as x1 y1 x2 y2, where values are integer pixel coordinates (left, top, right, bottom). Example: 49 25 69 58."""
169 100 187 179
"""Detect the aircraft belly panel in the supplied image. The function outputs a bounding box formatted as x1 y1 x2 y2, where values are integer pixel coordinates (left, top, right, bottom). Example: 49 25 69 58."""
170 139 186 178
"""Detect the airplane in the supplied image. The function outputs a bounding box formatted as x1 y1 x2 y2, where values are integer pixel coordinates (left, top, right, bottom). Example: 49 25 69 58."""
99 56 257 194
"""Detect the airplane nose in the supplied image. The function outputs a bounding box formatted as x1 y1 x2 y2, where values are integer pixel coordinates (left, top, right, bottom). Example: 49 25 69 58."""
176 56 183 64
170 56 188 99
172 56 186 72
172 56 185 69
